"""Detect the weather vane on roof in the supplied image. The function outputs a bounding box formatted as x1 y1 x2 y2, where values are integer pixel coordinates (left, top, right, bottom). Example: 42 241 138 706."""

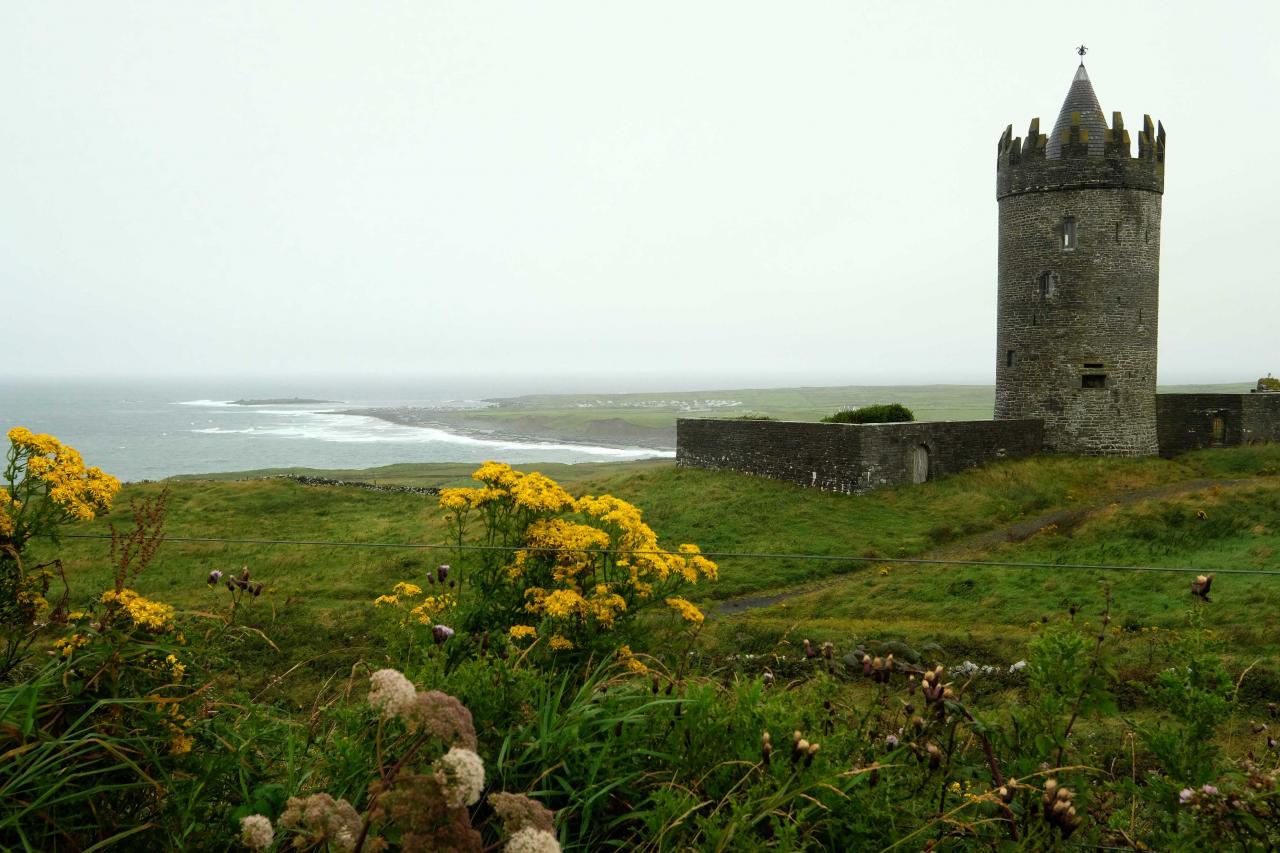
1077 44 1088 63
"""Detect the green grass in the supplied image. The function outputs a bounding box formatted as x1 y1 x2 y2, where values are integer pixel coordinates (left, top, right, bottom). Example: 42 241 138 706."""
714 453 1280 678
26 444 1280 705
429 382 1257 444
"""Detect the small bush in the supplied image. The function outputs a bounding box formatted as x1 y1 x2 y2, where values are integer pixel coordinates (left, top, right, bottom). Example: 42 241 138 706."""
821 403 915 424
1258 374 1280 392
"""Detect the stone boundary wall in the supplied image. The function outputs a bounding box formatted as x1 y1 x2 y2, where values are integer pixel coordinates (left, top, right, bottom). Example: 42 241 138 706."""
676 418 1043 495
1156 393 1280 456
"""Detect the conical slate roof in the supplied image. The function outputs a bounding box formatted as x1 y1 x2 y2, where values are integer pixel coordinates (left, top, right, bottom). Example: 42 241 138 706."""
1045 64 1109 158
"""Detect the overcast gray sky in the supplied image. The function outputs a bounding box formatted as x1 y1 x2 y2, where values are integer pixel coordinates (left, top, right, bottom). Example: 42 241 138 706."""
2 1 1276 387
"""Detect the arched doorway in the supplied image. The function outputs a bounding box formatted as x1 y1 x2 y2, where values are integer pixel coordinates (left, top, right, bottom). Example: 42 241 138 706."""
911 444 930 484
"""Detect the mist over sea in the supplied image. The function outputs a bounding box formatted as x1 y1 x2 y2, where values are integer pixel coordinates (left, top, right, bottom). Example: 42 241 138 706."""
0 377 672 482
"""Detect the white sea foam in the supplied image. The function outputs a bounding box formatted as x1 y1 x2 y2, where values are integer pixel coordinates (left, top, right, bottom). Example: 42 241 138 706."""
186 408 669 459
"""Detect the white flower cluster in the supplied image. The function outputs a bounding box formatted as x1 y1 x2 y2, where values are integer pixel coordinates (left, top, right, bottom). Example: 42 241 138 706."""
239 814 274 851
368 668 417 721
505 827 562 853
436 746 486 807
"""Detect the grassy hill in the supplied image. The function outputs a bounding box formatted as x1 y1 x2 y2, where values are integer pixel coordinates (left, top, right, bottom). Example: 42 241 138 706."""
349 382 1258 450
14 443 1280 849
33 445 1280 701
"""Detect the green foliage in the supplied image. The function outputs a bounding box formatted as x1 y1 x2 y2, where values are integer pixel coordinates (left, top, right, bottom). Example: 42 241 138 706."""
1136 609 1235 785
1259 375 1280 392
11 443 1280 847
821 403 916 424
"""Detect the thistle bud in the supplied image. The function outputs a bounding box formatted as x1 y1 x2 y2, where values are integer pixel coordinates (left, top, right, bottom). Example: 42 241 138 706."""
431 624 455 645
437 564 450 583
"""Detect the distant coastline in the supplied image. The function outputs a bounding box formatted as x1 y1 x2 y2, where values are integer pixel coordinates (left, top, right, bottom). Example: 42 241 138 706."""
341 406 676 452
230 397 342 406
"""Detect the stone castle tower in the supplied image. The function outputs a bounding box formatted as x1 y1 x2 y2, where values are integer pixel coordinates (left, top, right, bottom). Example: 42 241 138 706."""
994 61 1166 455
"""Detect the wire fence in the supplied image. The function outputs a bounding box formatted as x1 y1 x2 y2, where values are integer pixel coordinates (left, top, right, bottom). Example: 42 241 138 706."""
58 532 1270 577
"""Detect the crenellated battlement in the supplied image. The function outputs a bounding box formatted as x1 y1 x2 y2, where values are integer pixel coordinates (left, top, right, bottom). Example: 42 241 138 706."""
996 111 1165 199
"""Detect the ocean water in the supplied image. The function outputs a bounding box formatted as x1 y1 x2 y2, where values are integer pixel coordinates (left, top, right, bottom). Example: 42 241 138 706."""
0 378 671 482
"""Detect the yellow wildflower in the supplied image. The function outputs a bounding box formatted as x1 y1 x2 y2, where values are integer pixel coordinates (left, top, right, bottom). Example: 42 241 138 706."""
438 487 476 512
472 461 521 489
664 597 705 625
548 635 575 651
522 588 548 615
166 654 187 680
0 491 17 538
540 589 589 619
505 551 528 581
508 625 537 641
409 593 455 625
588 586 627 628
373 594 399 607
9 429 120 522
101 589 174 632
51 633 89 656
618 644 648 675
171 734 194 754
392 582 422 597
470 486 508 507
677 543 719 582
524 518 610 581
510 472 575 514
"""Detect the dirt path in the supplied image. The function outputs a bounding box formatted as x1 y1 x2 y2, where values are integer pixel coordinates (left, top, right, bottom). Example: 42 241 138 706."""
712 476 1259 618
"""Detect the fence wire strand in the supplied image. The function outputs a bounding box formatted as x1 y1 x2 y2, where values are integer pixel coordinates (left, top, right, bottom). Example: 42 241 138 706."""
56 532 1274 576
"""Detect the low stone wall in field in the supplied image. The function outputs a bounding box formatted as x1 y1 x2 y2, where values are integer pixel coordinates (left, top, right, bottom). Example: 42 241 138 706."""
1156 393 1280 456
676 418 1043 495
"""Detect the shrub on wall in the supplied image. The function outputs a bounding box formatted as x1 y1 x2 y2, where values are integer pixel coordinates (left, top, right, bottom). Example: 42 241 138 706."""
1258 375 1280 392
821 404 915 424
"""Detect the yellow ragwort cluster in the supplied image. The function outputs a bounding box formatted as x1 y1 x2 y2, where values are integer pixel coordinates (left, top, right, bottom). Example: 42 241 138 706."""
437 462 718 650
439 462 575 516
508 624 537 641
7 427 120 522
576 494 718 587
617 644 649 675
0 490 19 538
101 588 175 632
664 597 706 625
51 633 90 656
516 518 611 582
373 581 455 626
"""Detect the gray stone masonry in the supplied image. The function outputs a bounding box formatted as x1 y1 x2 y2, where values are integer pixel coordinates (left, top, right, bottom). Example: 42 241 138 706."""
1156 393 1280 457
676 418 1043 495
995 105 1165 457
